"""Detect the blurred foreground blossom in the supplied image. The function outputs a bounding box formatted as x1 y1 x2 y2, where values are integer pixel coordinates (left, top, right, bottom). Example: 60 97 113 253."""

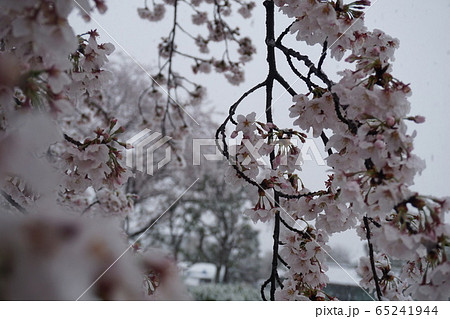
0 212 190 300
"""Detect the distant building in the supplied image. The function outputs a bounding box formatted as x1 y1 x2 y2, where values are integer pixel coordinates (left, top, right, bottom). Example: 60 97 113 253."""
180 262 224 286
325 264 373 301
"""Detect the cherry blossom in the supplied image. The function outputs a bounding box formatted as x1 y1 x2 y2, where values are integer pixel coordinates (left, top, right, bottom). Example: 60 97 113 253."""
219 0 449 301
1 0 448 302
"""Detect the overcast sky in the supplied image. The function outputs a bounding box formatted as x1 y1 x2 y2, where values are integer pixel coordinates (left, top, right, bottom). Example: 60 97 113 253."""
69 0 450 263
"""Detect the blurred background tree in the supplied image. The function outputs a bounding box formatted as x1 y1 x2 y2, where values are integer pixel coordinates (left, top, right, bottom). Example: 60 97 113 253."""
139 167 262 284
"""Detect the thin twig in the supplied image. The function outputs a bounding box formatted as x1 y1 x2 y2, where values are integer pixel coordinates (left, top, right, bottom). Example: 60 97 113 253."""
320 131 333 156
278 254 290 269
81 200 99 215
1 190 28 214
280 216 304 235
260 277 271 301
64 134 82 147
275 41 358 133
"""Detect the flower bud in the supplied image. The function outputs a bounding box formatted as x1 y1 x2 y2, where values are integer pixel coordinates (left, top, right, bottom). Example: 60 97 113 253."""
414 115 425 124
374 140 386 149
385 116 395 127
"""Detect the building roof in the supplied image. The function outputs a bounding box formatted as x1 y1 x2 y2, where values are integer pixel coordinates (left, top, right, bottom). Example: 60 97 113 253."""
326 264 361 286
185 262 217 279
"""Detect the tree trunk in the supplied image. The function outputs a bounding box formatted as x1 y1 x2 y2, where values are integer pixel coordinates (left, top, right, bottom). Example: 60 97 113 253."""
223 265 230 283
215 264 222 283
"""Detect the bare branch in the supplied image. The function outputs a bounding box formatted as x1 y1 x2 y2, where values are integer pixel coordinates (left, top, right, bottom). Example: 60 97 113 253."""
1 190 28 214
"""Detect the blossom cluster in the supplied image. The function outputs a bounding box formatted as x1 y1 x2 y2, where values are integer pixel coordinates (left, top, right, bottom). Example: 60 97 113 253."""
222 0 449 301
276 226 331 300
0 0 186 299
137 0 256 91
134 0 257 164
274 0 448 301
68 30 115 100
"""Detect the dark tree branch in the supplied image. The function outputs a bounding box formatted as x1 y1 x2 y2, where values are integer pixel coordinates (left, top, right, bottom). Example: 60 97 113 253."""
227 80 267 125
214 2 355 301
320 131 333 156
369 217 381 228
64 134 82 147
162 0 182 134
285 53 317 91
317 39 328 72
275 271 284 288
275 37 358 133
278 254 290 269
262 0 283 301
260 277 271 301
363 215 383 301
280 215 303 236
276 22 318 91
275 21 294 44
308 39 328 79
274 72 297 97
